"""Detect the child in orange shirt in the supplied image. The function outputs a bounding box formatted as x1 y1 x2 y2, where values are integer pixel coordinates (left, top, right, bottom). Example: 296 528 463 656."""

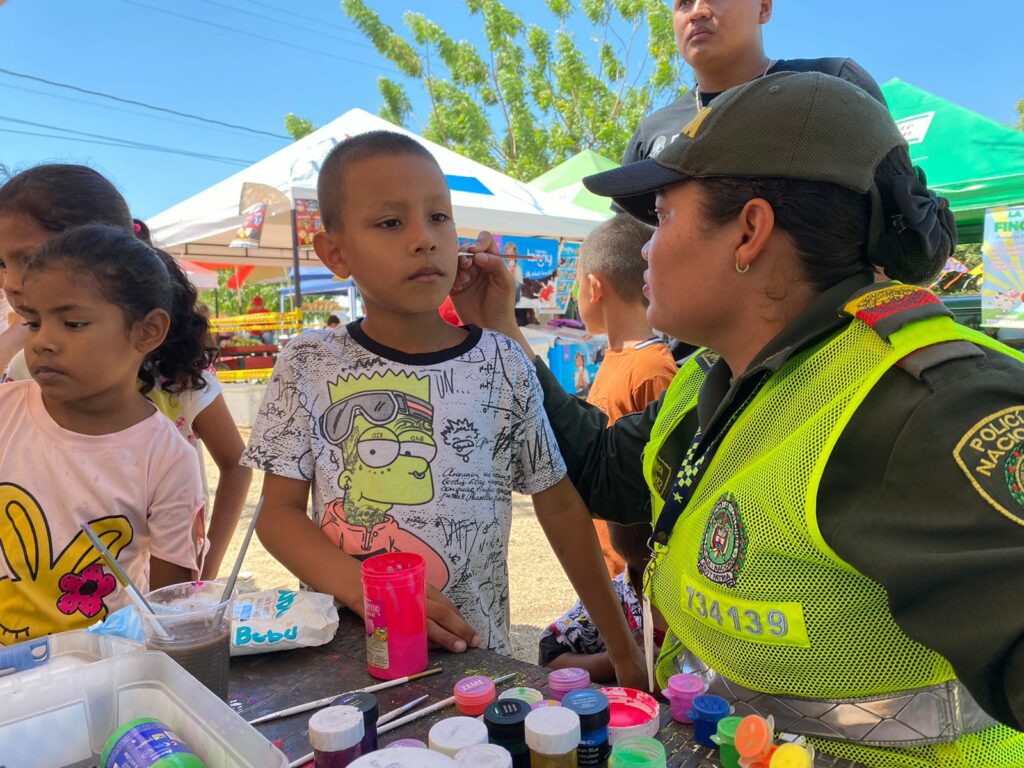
576 214 678 576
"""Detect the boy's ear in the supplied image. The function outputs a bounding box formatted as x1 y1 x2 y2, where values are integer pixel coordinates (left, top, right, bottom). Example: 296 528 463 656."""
135 308 171 355
314 230 351 280
587 272 605 304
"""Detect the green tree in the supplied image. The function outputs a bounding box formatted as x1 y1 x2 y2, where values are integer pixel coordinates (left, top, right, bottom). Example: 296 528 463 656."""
285 113 317 141
1017 97 1023 130
298 0 682 180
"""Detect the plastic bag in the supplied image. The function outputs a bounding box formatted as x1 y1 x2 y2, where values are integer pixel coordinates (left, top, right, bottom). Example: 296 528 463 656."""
87 605 146 643
231 588 339 656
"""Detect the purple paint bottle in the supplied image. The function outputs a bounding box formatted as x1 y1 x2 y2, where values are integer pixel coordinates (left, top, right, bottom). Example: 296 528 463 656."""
309 705 364 768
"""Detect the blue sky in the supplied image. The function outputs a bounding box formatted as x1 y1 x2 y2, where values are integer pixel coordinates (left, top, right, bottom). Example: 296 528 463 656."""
2 0 1021 219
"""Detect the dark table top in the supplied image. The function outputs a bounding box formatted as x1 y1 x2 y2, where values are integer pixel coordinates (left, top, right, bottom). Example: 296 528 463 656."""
230 613 859 767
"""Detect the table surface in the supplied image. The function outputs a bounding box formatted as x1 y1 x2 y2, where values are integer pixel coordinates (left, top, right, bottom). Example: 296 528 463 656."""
230 613 861 767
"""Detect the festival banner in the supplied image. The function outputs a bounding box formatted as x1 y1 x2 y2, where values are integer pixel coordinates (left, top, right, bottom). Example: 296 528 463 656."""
982 206 1024 328
294 198 323 247
495 235 560 311
553 241 581 314
229 202 267 248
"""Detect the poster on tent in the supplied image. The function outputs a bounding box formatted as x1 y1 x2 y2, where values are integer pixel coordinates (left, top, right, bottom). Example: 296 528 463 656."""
982 206 1024 328
294 198 323 247
495 235 560 311
229 202 267 248
553 241 581 314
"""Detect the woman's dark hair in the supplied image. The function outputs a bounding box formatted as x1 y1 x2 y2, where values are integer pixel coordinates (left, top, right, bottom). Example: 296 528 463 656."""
26 224 215 393
0 164 134 233
697 146 956 290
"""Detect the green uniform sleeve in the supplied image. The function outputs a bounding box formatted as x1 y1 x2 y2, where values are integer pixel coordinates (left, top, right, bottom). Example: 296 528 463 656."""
535 358 658 525
819 347 1024 729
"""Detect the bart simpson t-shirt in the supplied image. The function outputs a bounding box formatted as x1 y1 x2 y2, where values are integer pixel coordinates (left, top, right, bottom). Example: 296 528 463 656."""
0 381 205 645
242 322 567 654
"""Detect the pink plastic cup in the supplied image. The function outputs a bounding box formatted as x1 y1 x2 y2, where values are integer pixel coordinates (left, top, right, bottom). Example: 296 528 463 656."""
361 552 427 680
662 673 705 724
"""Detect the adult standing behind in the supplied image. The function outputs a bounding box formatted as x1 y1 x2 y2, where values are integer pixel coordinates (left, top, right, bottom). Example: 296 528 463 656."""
623 0 884 165
454 73 1024 766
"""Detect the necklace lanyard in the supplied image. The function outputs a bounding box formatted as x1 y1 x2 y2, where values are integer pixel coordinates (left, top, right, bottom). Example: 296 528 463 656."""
694 58 775 111
652 371 771 545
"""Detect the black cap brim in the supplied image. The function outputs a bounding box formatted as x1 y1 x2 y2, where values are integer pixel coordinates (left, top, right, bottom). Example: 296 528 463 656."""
583 158 690 226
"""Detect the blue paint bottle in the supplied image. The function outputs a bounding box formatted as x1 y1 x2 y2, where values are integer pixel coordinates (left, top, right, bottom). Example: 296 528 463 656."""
562 689 610 768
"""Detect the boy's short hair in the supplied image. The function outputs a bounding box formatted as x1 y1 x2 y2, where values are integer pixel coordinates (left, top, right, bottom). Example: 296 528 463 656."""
578 213 655 306
317 130 439 232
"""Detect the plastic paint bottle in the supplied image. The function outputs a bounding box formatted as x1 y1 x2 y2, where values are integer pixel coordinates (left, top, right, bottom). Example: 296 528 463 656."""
710 716 744 768
308 706 365 768
608 735 667 768
687 695 734 749
531 700 562 710
562 689 610 768
662 674 705 724
525 706 581 768
348 748 457 767
484 698 532 768
547 667 591 701
361 552 427 680
331 691 379 754
453 674 497 715
101 718 206 768
499 687 545 708
734 714 777 768
769 743 815 768
389 739 428 749
428 715 490 758
454 743 514 768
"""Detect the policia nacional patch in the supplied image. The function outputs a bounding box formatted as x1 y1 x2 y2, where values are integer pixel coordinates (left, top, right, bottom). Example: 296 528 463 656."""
698 493 749 587
954 406 1024 526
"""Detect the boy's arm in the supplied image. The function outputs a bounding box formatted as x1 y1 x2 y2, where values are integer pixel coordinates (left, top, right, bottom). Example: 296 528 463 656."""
547 650 617 684
150 559 193 590
257 472 480 653
533 477 647 690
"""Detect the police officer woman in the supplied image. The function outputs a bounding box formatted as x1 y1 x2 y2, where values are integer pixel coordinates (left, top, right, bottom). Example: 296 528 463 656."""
453 72 1024 767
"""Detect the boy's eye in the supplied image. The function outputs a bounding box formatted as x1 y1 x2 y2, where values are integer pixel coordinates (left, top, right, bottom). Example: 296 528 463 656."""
23 320 40 330
378 218 401 229
64 322 89 329
431 212 450 223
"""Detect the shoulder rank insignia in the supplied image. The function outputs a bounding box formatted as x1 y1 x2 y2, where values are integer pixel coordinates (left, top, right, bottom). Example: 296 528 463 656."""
842 282 950 341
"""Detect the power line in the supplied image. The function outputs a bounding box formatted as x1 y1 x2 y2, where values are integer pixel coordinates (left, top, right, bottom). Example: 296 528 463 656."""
0 128 250 167
241 0 364 36
0 81 284 142
196 0 376 49
0 116 256 165
119 0 398 75
0 67 289 140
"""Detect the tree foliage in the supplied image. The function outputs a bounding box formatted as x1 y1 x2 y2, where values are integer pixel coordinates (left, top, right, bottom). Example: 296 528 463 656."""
306 0 684 180
1017 97 1023 131
284 113 317 141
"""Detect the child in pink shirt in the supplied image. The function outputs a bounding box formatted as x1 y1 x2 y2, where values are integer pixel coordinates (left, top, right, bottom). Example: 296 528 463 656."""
0 225 205 644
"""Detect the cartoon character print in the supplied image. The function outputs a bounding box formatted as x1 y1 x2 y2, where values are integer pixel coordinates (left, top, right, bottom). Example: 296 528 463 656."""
441 419 481 463
318 372 450 588
0 483 133 644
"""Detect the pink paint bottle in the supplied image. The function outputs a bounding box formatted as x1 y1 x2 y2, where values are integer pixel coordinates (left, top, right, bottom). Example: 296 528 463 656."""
547 667 590 701
361 552 427 680
453 675 497 715
662 674 705 724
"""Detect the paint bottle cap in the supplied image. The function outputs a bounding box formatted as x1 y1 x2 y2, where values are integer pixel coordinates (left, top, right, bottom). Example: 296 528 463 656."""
666 673 705 698
609 735 667 768
548 667 591 698
769 743 814 768
734 714 775 759
710 716 744 747
309 705 365 752
531 699 562 710
484 698 530 742
388 739 427 749
453 675 497 711
349 747 458 767
499 687 545 707
689 694 732 722
331 691 380 727
525 706 581 756
562 689 610 731
454 744 513 768
428 716 489 758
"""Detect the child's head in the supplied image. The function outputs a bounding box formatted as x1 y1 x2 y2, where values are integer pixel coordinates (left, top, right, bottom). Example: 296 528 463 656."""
21 225 214 401
575 352 585 369
0 164 134 306
313 131 457 319
326 314 341 328
608 522 653 591
577 214 655 335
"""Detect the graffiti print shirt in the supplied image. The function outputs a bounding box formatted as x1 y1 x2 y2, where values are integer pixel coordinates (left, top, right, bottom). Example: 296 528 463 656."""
242 322 567 654
0 381 204 644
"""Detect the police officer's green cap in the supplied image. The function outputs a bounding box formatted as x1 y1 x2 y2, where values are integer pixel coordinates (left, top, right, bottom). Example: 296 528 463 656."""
583 72 907 226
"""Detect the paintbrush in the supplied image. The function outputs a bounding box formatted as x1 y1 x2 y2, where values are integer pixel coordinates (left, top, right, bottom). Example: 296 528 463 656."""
377 694 430 726
249 666 443 725
376 672 517 735
458 251 544 261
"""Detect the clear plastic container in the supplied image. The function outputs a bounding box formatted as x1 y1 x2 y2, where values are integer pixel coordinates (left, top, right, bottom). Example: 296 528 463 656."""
0 650 286 767
0 629 141 685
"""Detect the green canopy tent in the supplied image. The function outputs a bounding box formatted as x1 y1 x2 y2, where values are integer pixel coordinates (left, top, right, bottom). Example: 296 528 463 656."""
529 149 619 217
881 78 1024 243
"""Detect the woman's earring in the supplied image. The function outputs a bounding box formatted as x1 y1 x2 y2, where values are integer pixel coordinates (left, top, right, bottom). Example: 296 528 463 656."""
735 261 750 274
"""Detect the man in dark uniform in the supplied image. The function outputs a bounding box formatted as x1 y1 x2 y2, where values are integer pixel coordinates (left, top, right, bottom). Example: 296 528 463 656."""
624 0 884 165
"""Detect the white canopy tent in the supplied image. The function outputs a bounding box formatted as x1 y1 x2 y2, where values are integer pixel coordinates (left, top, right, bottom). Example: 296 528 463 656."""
148 108 605 270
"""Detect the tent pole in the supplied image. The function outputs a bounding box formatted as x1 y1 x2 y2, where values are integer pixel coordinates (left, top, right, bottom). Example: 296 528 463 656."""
291 207 303 311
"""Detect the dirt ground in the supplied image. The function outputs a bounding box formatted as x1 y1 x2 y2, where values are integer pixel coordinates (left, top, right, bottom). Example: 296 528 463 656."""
207 432 578 663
